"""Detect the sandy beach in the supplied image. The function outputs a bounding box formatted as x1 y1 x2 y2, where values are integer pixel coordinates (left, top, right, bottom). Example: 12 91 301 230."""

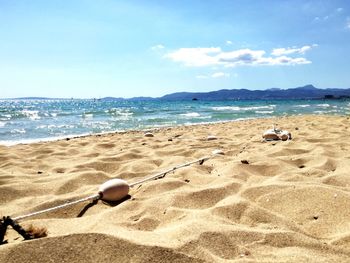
0 115 350 262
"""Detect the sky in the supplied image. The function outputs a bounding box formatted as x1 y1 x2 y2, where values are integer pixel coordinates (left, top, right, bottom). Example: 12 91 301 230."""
1 0 350 98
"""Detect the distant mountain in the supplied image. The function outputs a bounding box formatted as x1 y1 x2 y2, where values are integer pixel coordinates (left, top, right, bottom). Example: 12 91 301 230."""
99 97 125 101
160 85 350 100
266 88 281 91
128 96 156 101
6 85 350 101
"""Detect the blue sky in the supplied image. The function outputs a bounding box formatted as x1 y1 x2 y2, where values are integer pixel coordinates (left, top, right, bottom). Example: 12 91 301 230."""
1 0 350 98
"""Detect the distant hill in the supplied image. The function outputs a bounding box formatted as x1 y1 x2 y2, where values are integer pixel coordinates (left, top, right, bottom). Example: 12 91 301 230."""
6 85 350 101
160 85 350 100
99 97 125 101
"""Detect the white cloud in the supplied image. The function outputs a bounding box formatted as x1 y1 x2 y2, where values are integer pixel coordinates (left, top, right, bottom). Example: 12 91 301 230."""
218 49 267 66
263 56 311 65
196 72 230 79
151 44 165 51
211 72 230 78
337 7 343 12
226 40 233 45
164 47 221 67
271 45 314 56
347 20 350 29
165 45 313 68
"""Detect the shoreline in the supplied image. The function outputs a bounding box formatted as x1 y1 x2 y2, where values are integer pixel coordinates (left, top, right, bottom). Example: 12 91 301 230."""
1 98 349 147
0 116 263 146
1 113 343 147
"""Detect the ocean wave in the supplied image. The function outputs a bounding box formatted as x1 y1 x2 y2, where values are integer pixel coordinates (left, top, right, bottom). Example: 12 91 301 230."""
35 124 76 130
211 106 241 111
1 99 349 145
22 110 41 120
82 113 94 119
10 128 26 134
2 114 12 120
244 105 276 110
316 104 330 107
107 108 133 116
293 104 310 108
255 111 274 114
212 105 275 111
180 112 201 117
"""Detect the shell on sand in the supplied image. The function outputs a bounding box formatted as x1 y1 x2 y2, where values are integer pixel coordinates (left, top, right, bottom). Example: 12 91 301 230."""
207 135 217 141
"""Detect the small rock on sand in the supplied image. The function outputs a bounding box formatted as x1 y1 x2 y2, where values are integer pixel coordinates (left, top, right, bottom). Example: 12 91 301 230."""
144 132 154 137
207 135 217 141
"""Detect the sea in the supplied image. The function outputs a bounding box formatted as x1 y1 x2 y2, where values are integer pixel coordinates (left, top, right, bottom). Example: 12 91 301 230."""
0 99 349 146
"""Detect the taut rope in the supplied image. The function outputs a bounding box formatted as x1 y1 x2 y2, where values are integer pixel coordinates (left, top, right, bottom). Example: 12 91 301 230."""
11 153 217 222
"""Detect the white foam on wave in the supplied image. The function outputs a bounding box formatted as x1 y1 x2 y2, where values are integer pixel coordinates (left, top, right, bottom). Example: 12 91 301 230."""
10 128 26 134
35 124 75 130
212 105 275 111
294 104 310 108
316 104 330 107
82 113 93 119
22 110 40 120
180 112 201 117
212 106 241 111
244 105 276 110
255 111 274 114
0 121 6 128
107 108 133 116
107 108 133 120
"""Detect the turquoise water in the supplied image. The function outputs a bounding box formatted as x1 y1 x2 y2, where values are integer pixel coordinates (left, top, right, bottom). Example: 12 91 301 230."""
0 99 349 145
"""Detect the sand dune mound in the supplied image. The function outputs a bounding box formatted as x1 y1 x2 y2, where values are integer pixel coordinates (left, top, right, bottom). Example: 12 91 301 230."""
1 115 350 262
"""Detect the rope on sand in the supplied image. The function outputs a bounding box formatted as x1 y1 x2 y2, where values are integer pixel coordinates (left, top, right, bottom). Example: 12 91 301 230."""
1 153 221 243
128 155 211 187
12 194 101 222
10 151 223 222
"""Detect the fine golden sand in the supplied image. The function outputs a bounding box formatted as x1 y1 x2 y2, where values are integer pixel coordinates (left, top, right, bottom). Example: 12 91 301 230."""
0 115 350 262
